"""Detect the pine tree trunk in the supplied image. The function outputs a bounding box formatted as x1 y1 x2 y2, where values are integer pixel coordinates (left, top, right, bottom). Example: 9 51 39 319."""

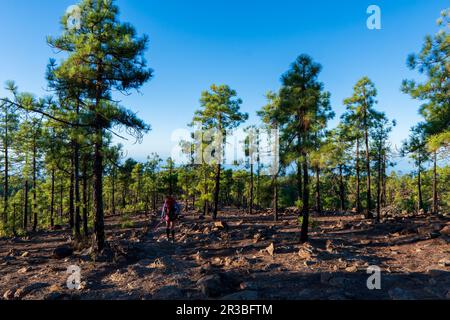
121 181 126 210
213 163 221 220
376 147 382 222
212 116 223 220
82 158 89 237
249 162 254 215
417 159 423 212
3 109 9 226
111 167 116 215
93 126 105 251
12 203 16 236
88 183 92 218
32 141 38 232
59 177 63 223
23 180 29 230
204 201 209 217
74 142 81 239
365 127 372 219
73 101 81 238
315 167 321 214
50 168 55 228
256 157 261 209
300 157 310 243
432 151 438 214
92 63 106 252
339 164 346 211
356 138 361 214
185 176 189 210
297 160 303 202
382 154 387 207
69 162 75 229
273 175 278 222
203 168 208 216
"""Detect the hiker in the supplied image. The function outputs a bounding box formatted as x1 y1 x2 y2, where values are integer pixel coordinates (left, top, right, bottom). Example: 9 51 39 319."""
161 195 181 242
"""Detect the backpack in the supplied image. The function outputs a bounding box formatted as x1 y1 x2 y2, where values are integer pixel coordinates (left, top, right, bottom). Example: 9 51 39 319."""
165 198 178 220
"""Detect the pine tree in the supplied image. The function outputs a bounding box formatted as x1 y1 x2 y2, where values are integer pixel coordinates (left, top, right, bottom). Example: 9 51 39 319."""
401 124 430 212
326 125 353 212
244 126 257 215
192 84 248 220
48 0 153 251
258 91 281 221
278 54 332 242
402 9 449 214
343 77 382 218
0 96 19 230
371 114 395 220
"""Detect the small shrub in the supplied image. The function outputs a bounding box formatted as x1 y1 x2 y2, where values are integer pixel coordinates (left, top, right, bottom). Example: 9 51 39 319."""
120 215 135 228
297 216 318 229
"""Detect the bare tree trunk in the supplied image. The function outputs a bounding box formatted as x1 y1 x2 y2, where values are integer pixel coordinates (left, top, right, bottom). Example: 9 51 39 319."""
376 147 382 222
82 158 89 237
249 162 254 215
356 138 361 214
12 203 17 236
382 153 387 207
74 142 81 239
184 175 189 210
364 127 373 219
273 175 278 222
111 167 116 215
59 177 63 224
315 167 321 214
203 168 208 217
204 201 209 217
32 140 38 232
432 151 438 214
339 164 346 211
121 179 126 210
256 161 261 209
3 109 9 226
213 163 221 220
93 126 105 251
417 158 423 212
50 168 55 228
297 160 303 202
300 156 310 243
91 64 107 251
88 183 92 219
69 161 74 230
23 180 29 230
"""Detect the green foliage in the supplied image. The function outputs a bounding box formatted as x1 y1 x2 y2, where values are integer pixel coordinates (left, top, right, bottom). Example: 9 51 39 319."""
297 216 318 229
402 9 449 151
193 84 248 132
295 199 304 210
1 3 449 242
120 213 135 229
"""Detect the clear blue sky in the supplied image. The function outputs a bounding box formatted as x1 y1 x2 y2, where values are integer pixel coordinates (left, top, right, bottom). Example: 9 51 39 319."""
0 0 447 170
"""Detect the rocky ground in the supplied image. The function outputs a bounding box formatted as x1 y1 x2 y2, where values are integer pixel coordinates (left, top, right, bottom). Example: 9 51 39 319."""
0 208 449 300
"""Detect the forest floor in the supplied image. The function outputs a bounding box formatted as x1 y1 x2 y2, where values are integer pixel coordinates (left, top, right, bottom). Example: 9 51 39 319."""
0 208 449 300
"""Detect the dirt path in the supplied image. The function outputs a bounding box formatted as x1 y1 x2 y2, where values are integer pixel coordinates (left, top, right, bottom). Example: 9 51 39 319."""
1 209 449 300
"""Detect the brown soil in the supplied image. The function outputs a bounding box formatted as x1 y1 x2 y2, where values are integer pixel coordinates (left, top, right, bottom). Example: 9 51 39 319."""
0 209 449 300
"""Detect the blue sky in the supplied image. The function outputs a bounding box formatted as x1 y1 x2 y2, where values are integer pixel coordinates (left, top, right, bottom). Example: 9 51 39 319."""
0 0 447 170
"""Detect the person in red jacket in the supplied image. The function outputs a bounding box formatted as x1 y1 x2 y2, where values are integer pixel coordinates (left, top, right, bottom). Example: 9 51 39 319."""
161 196 181 242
